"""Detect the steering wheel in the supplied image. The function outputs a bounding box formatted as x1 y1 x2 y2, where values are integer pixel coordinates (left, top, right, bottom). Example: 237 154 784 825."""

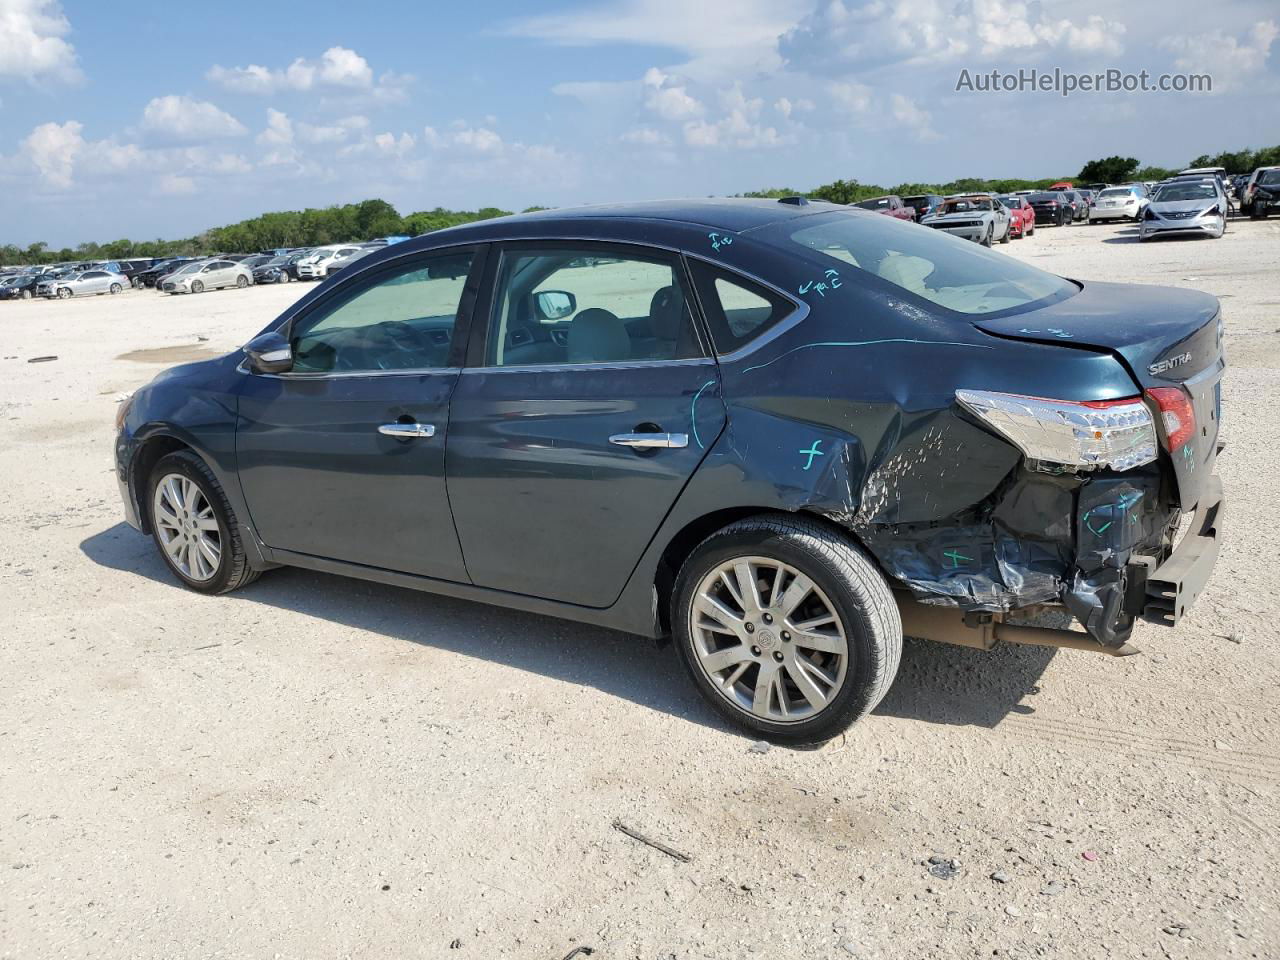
369 320 432 370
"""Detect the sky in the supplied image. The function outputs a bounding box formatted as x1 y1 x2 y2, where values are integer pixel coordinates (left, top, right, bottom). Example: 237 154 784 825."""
1 0 1277 246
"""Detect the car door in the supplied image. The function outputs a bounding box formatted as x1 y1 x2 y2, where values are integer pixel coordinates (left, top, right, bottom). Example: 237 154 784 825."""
235 246 485 581
446 241 726 607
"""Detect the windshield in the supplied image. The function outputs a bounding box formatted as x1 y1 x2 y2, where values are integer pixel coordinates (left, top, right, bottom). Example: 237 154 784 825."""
1099 188 1134 199
1154 183 1218 202
996 197 1019 207
784 211 1075 317
855 198 891 209
1260 170 1280 185
173 262 204 276
939 198 992 213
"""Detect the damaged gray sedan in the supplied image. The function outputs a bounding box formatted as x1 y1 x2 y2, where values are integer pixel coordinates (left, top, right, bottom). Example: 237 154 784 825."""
114 198 1225 743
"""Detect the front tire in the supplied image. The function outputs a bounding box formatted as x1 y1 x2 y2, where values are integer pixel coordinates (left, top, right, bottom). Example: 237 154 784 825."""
148 450 261 594
672 515 902 744
109 283 122 294
236 275 248 288
57 287 71 299
191 280 204 294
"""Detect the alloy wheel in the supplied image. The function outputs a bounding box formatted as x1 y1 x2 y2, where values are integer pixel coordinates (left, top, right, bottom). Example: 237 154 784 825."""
689 556 849 722
152 473 221 582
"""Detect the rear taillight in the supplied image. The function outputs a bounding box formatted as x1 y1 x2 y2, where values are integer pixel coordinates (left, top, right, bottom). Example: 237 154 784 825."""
1145 386 1195 451
956 390 1157 471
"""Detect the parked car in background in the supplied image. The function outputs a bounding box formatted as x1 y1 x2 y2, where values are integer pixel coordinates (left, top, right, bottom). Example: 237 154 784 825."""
1060 190 1090 223
36 269 127 299
853 195 916 220
162 259 254 294
1027 191 1072 226
323 247 378 279
996 195 1036 237
0 273 40 300
1086 182 1110 194
902 194 944 221
251 256 294 284
296 245 364 280
1140 180 1227 241
1243 166 1280 217
921 194 1012 245
113 259 156 286
1049 181 1074 191
113 197 1226 744
1077 189 1096 210
136 257 197 288
1091 186 1149 222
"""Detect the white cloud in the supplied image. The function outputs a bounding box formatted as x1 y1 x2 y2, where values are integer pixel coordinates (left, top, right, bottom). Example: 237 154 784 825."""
21 119 82 188
1159 20 1278 91
142 95 247 141
208 46 376 93
503 0 811 81
0 0 79 83
619 126 670 146
781 0 1125 73
423 124 505 155
257 108 293 146
680 85 788 150
889 93 939 140
829 80 872 113
643 67 703 120
157 174 195 195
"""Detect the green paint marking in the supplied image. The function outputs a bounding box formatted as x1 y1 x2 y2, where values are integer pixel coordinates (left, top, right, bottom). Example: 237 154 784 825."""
943 549 972 568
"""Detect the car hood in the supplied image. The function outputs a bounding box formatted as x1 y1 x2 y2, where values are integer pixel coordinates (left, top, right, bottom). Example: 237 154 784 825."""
1150 198 1218 213
926 210 991 221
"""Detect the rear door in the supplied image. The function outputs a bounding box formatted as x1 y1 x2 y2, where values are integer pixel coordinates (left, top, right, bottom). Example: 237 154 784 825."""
446 241 725 607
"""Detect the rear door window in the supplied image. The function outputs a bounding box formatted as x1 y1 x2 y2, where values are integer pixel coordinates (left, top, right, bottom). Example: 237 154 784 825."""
687 261 794 353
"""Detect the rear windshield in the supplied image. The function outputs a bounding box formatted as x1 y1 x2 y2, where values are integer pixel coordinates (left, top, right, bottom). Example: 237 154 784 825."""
1260 170 1280 185
1027 192 1058 201
855 198 891 209
1098 188 1134 198
782 211 1075 317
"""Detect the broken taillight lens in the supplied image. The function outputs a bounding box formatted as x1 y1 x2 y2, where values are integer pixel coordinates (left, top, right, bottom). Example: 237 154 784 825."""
956 390 1157 471
1145 386 1195 451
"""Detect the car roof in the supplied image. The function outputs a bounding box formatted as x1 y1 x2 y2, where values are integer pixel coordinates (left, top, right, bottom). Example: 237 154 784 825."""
410 197 848 246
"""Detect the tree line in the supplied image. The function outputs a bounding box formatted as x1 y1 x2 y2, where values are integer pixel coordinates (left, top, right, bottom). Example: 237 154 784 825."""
6 144 1277 266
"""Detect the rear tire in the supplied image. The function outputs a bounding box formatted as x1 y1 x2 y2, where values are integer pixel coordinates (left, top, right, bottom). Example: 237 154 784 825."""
981 224 993 247
1000 221 1011 243
147 450 261 595
672 514 902 745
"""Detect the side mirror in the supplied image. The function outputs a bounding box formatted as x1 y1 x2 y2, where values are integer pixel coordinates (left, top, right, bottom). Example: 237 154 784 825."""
244 331 293 374
533 289 576 321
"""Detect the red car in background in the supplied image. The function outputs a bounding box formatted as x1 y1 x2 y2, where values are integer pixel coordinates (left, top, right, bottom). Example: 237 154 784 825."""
997 195 1036 238
853 195 917 220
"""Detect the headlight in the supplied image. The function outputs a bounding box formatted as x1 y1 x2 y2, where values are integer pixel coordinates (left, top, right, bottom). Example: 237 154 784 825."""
1202 205 1220 217
114 392 135 432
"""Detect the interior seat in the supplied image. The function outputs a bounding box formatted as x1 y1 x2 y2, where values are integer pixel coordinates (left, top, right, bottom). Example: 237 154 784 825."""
567 308 630 363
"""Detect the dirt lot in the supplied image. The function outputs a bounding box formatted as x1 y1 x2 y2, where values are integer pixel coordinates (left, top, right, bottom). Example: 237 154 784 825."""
2 219 1278 960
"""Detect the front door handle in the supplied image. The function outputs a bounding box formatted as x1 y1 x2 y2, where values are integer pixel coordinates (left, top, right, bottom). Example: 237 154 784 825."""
609 432 688 449
378 422 435 438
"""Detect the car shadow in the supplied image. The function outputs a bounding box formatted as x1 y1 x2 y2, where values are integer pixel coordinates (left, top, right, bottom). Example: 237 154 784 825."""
81 522 1052 736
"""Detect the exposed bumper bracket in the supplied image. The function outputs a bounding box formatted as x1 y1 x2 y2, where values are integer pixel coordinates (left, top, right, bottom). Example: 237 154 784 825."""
1139 473 1223 626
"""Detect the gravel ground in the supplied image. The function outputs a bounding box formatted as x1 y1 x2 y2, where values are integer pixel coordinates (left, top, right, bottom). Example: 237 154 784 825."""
2 218 1277 960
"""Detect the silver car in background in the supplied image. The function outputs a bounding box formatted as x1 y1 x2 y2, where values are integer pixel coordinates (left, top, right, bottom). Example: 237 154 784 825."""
35 269 127 299
920 194 1012 245
1091 186 1149 222
1139 180 1227 241
161 259 254 294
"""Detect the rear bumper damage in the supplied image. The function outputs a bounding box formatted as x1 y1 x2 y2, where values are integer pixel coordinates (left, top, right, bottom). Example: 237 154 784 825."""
851 461 1224 650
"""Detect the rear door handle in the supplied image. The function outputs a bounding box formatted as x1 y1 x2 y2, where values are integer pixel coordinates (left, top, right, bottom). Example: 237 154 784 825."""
378 422 435 438
609 432 688 449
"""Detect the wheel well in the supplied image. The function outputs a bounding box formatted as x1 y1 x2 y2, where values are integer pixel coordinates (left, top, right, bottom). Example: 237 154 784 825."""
129 435 192 532
652 507 873 634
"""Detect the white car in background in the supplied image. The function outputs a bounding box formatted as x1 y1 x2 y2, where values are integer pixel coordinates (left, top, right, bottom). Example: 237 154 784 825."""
35 269 127 299
1090 186 1149 222
295 245 364 280
161 259 253 294
1139 180 1227 242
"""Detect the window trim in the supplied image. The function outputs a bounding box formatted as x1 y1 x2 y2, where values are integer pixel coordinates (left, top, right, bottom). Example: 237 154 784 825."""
245 243 488 380
466 239 713 371
683 254 805 361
